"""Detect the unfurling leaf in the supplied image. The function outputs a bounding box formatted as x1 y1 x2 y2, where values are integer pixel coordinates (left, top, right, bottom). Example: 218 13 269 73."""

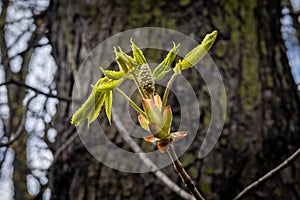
138 115 149 131
174 30 217 73
105 90 113 123
93 79 121 91
71 86 106 127
71 77 114 126
100 67 125 80
131 39 147 65
114 47 138 72
148 122 169 140
162 105 172 134
153 43 180 80
144 135 160 143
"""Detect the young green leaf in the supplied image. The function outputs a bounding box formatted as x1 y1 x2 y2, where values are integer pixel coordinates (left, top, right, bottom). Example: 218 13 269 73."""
71 77 112 126
105 90 113 123
93 79 121 91
100 67 125 80
153 43 180 80
114 47 138 72
174 30 218 73
71 88 106 127
130 39 147 65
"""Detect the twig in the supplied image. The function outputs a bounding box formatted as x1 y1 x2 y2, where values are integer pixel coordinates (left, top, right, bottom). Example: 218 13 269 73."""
234 147 300 200
113 115 195 200
0 79 71 102
0 94 36 147
162 73 178 109
116 87 146 118
53 130 78 161
167 145 205 200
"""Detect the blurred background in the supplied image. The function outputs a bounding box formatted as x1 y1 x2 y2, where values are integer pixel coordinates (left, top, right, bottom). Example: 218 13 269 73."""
0 0 300 199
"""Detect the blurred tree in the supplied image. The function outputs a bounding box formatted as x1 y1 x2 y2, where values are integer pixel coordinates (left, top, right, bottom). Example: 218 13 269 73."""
0 0 60 199
46 0 299 199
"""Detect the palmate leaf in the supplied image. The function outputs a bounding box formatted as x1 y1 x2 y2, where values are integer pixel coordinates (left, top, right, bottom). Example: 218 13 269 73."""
71 77 117 126
174 30 218 73
114 47 138 72
71 87 106 127
130 39 147 65
153 43 180 80
93 79 121 91
100 67 125 80
105 90 113 123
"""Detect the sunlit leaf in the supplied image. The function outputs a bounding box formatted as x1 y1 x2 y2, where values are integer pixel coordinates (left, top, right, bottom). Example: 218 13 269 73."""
71 87 106 127
138 115 149 131
174 30 218 73
131 39 147 65
100 67 125 80
105 90 113 123
144 135 160 143
162 105 172 134
153 43 180 80
93 79 121 91
171 131 187 139
114 47 138 72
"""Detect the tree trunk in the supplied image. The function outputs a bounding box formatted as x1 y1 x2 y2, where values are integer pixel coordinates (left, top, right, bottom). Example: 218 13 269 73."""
47 0 300 199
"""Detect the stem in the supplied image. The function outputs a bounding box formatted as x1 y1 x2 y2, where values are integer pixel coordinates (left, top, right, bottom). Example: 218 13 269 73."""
234 147 300 200
167 145 205 200
131 73 148 99
162 73 179 109
116 88 147 118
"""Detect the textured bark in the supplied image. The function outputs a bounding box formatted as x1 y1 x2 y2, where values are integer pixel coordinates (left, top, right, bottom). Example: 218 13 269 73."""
47 0 300 199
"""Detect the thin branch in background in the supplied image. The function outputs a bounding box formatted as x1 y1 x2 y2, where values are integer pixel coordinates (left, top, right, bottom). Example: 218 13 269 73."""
0 79 71 102
234 147 300 200
0 94 36 147
53 128 77 161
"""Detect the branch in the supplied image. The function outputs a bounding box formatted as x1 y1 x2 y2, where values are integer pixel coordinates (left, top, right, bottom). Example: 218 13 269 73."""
0 95 36 147
53 128 77 161
116 88 146 118
0 79 71 102
167 145 205 200
234 147 300 200
162 73 178 109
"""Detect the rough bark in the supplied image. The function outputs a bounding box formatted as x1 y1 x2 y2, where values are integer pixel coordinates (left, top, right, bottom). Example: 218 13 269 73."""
47 0 300 199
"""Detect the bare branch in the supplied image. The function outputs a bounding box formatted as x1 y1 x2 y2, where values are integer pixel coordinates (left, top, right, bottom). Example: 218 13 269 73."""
0 94 36 147
234 147 300 200
0 79 71 102
53 128 77 161
168 145 205 200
